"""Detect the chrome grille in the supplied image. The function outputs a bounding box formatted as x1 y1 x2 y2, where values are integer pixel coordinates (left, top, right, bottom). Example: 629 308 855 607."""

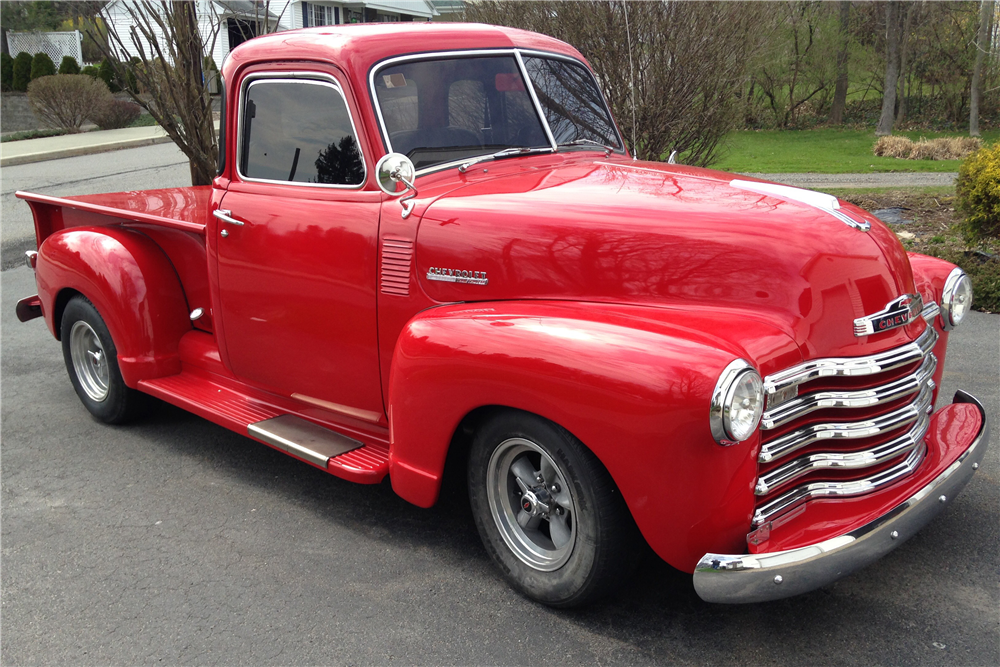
753 326 938 528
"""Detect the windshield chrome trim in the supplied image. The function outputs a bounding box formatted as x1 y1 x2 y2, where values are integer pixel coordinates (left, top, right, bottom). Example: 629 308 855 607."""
514 50 558 151
368 48 625 178
236 71 367 190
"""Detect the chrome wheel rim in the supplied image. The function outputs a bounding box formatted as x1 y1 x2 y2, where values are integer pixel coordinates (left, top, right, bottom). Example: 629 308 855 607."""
70 321 110 402
486 437 577 571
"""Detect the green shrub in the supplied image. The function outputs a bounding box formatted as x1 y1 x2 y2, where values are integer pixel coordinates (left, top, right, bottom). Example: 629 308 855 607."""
98 57 120 93
125 56 140 94
1 53 12 91
81 64 99 78
27 74 113 132
956 143 1000 243
929 246 1000 313
12 52 33 91
58 55 81 75
30 52 56 80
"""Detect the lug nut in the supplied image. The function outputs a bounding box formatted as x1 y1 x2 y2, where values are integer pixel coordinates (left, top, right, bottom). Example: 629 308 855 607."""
550 484 560 493
773 575 783 585
890 531 899 540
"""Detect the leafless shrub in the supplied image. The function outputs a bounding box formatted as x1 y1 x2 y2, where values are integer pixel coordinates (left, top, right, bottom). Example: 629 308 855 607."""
27 74 113 132
93 99 143 130
873 136 982 160
873 135 913 158
465 1 771 165
910 137 982 160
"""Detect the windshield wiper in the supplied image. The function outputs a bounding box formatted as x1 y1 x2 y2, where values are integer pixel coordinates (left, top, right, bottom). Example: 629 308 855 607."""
458 146 553 173
557 139 616 155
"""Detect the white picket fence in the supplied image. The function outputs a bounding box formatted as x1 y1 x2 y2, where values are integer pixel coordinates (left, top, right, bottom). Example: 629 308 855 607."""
8 31 84 66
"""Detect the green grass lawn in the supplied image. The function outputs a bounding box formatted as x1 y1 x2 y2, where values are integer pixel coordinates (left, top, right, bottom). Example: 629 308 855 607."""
712 128 999 174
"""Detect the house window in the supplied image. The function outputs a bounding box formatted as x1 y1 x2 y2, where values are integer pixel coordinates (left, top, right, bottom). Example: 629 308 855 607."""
377 13 400 22
240 79 365 186
312 4 335 26
345 9 364 23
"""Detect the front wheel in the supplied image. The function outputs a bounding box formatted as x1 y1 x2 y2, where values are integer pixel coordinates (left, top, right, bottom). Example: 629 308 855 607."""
468 410 642 607
61 296 146 424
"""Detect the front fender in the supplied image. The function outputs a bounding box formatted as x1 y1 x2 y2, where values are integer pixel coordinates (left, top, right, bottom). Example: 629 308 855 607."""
36 227 191 386
387 300 800 571
908 252 958 405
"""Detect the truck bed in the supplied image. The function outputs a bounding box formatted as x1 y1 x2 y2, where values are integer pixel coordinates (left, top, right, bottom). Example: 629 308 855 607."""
16 186 214 242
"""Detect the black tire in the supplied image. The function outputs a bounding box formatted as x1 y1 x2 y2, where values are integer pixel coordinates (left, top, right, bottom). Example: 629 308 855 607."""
468 410 642 607
61 296 146 424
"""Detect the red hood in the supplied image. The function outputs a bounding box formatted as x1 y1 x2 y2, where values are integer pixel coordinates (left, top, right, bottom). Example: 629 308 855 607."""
414 156 923 362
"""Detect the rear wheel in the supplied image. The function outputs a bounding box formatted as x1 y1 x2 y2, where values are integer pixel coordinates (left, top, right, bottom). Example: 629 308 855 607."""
468 410 642 607
61 296 145 424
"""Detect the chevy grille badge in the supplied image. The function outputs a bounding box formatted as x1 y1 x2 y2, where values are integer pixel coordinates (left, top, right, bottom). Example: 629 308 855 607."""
426 267 488 286
854 294 922 336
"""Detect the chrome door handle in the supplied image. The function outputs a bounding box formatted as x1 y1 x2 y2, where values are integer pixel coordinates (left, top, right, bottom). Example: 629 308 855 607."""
213 209 244 226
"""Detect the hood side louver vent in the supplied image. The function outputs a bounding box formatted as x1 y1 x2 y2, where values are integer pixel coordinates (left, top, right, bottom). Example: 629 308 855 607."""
381 236 413 297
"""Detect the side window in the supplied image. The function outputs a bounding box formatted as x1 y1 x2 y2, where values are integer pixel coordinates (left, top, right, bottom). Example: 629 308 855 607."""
240 78 365 186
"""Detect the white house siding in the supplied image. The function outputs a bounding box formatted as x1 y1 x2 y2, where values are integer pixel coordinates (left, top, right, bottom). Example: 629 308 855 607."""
105 0 436 67
287 1 436 28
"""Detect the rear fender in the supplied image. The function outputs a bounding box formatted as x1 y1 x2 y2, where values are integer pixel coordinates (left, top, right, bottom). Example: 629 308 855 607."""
36 227 191 386
387 300 796 571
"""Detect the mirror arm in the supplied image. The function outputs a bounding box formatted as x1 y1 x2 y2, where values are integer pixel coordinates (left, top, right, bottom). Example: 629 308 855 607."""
397 174 417 219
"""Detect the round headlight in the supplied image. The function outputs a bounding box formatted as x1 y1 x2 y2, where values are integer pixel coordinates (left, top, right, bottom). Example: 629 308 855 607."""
710 360 764 445
941 267 973 330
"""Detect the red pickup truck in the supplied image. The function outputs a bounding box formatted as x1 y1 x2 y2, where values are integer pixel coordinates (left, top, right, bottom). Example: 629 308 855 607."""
16 23 988 607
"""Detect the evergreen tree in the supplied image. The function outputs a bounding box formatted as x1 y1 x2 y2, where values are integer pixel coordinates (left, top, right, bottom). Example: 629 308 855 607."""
12 51 33 91
58 55 81 75
30 52 56 80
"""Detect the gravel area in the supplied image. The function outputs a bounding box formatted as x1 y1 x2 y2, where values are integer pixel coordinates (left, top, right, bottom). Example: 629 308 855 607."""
743 172 958 189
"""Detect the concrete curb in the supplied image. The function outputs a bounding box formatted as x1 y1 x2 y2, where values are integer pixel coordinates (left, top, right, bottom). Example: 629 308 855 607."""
1 134 174 167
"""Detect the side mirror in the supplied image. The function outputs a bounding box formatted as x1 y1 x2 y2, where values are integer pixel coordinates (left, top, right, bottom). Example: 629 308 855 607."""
375 153 418 219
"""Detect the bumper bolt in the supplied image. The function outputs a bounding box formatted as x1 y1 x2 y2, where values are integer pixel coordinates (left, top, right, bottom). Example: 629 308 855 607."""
972 462 979 470
773 575 783 585
938 495 947 504
890 530 899 540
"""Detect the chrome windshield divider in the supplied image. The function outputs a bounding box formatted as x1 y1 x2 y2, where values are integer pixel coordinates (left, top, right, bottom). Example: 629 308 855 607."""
514 49 558 152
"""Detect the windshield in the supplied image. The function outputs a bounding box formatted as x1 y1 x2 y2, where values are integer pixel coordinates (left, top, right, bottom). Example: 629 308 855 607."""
373 53 620 171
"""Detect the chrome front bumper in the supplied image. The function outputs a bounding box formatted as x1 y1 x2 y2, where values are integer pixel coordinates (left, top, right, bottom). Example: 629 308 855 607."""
693 390 990 604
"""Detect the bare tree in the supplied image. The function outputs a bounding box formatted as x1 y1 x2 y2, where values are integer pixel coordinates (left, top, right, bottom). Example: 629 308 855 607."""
970 0 996 136
876 0 903 135
895 2 918 124
829 0 851 125
93 1 286 186
465 0 769 166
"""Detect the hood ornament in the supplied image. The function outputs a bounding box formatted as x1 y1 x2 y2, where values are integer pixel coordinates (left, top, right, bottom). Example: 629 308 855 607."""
854 294 923 336
729 180 871 232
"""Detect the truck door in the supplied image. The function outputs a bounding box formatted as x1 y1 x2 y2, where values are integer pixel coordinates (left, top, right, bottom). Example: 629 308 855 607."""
215 72 385 423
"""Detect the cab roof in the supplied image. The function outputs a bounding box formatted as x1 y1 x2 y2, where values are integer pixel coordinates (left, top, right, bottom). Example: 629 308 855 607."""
221 22 587 82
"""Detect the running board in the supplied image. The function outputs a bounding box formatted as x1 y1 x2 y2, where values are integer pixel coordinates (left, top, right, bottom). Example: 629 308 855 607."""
248 415 363 467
